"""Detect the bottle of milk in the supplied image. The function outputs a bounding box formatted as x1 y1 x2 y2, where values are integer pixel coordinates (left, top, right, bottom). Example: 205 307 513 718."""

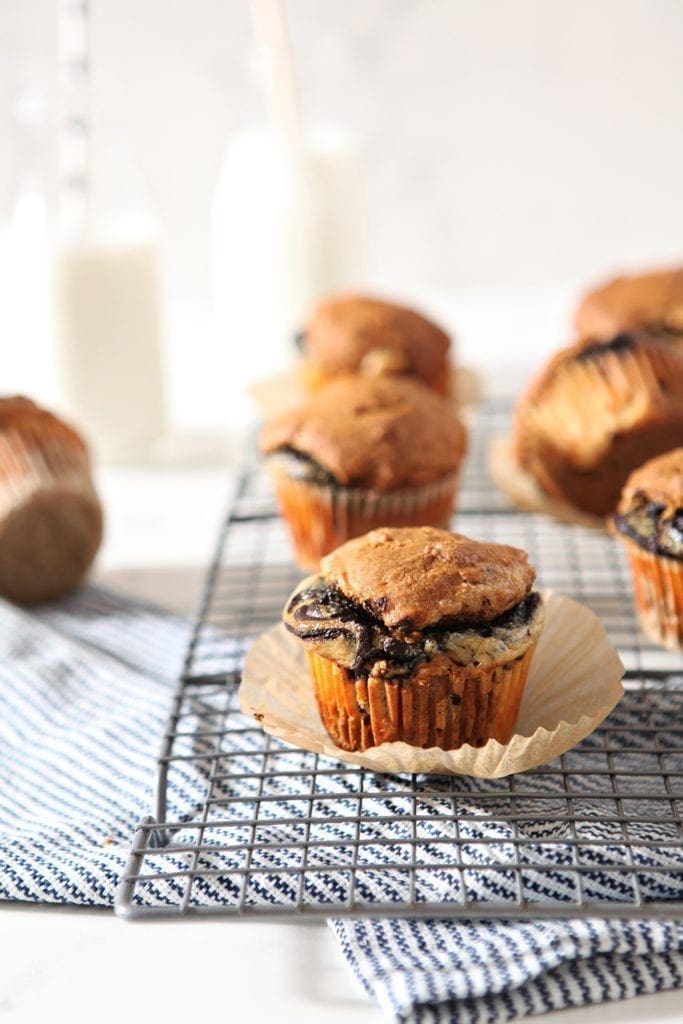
211 1 370 428
53 133 166 463
212 123 369 381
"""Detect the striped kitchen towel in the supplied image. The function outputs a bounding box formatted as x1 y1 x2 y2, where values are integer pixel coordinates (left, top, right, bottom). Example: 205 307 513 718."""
0 586 190 905
1 587 683 1022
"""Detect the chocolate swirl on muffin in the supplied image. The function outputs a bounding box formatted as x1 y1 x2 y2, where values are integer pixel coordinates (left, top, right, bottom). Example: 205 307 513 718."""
285 575 542 678
614 449 683 560
613 449 683 649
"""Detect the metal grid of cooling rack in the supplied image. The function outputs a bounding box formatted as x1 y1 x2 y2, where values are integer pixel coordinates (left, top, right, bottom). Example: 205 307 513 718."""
115 401 683 920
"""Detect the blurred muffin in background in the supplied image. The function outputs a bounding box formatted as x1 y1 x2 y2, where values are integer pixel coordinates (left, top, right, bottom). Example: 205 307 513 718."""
260 375 467 569
297 293 454 395
613 448 683 649
0 397 103 604
513 331 683 517
574 266 683 341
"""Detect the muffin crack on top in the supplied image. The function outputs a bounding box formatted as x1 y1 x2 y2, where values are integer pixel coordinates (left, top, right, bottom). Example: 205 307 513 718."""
321 526 536 630
300 293 452 391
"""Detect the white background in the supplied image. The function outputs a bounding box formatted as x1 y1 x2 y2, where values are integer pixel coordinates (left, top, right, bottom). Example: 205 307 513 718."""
2 1 683 433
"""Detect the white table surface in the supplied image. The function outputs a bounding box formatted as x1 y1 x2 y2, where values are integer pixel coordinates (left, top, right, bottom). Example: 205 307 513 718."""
2 432 683 1024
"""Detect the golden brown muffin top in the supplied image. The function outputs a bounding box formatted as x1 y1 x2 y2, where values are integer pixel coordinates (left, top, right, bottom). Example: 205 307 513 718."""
320 526 536 630
617 448 683 516
0 396 88 458
514 331 683 469
303 293 451 383
574 266 683 340
260 375 467 489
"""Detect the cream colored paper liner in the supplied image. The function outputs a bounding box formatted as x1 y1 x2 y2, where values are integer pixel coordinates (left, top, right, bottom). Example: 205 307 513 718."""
248 365 481 417
239 592 624 778
488 436 606 531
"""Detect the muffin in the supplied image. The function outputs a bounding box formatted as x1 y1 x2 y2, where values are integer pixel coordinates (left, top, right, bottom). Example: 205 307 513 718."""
0 396 103 604
297 293 453 394
260 376 467 569
283 526 544 752
613 449 683 648
574 266 683 341
513 331 683 517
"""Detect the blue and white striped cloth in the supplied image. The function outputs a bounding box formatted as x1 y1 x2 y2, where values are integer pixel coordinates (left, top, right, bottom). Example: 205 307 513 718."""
0 587 189 905
1 587 683 1022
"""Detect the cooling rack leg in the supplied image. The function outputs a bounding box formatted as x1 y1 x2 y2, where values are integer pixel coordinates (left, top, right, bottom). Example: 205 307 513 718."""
114 815 164 920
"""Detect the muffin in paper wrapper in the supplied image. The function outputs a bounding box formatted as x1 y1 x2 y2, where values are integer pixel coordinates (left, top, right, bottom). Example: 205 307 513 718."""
509 336 683 518
620 538 683 649
0 400 103 604
240 592 625 778
305 644 535 752
268 466 460 571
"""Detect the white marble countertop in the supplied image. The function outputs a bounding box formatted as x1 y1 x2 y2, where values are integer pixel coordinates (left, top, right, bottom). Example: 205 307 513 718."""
2 408 683 1024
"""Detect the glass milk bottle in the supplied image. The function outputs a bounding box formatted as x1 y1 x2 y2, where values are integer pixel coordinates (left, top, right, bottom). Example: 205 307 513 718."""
53 133 166 463
212 124 369 425
211 1 369 425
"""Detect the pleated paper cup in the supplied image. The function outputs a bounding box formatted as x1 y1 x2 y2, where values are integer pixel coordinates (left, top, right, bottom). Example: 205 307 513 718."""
268 467 461 571
620 538 683 649
305 644 536 752
0 412 103 604
239 592 625 778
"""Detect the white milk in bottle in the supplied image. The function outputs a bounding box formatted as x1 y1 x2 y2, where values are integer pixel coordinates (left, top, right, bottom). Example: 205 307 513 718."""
54 230 165 461
53 135 166 462
211 125 369 426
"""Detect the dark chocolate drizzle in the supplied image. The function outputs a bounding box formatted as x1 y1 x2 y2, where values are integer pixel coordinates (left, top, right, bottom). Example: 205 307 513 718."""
614 498 683 560
286 580 541 677
269 446 339 486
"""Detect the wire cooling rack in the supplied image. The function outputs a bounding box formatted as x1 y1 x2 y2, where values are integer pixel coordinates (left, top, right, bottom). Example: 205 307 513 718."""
115 401 683 920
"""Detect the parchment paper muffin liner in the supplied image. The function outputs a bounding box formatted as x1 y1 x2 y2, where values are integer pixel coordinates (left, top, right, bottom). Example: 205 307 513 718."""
488 436 606 530
0 418 103 604
268 466 460 571
305 643 535 752
239 592 625 778
248 365 480 416
619 538 683 649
